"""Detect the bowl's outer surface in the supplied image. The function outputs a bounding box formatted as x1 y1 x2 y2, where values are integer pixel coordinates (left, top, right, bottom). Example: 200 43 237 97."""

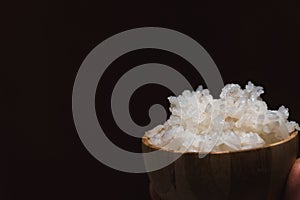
142 131 299 200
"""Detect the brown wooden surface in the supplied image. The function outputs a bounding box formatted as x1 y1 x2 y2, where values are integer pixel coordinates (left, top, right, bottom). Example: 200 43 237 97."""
142 131 299 200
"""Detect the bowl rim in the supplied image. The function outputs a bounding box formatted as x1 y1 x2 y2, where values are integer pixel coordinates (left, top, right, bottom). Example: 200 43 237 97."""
142 131 298 155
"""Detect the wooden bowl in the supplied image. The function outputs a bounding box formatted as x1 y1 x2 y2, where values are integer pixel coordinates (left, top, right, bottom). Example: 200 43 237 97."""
142 131 299 200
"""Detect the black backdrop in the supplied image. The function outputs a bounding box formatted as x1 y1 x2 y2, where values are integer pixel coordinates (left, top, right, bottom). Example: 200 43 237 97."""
9 0 300 199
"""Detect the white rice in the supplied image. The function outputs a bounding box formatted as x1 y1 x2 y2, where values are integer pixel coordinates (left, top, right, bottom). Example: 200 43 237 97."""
145 82 299 152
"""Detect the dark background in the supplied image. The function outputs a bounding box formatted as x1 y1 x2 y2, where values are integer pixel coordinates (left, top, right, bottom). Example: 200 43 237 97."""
8 0 300 199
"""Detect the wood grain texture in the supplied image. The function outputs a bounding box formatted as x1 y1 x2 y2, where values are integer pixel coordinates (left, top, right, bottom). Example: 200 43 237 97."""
142 131 299 200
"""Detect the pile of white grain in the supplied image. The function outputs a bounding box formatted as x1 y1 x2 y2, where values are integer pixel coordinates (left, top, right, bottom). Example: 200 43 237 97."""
145 82 299 152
